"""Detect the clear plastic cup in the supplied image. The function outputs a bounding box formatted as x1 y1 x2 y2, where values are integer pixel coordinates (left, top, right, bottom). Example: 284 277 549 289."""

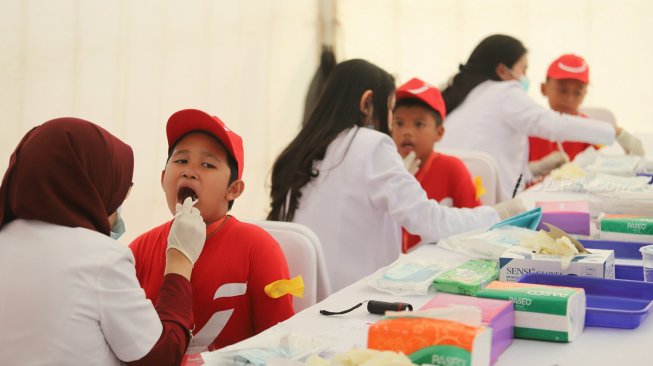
639 245 653 282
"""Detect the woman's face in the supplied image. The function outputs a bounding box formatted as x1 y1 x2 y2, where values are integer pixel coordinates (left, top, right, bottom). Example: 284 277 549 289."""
509 54 529 79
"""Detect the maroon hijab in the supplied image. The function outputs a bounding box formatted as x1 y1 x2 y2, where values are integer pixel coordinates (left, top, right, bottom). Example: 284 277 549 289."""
0 118 134 235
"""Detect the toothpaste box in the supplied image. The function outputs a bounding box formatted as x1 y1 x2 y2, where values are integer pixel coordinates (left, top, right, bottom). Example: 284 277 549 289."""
368 316 492 366
477 281 585 342
536 201 590 236
499 246 615 282
599 214 653 243
421 293 513 365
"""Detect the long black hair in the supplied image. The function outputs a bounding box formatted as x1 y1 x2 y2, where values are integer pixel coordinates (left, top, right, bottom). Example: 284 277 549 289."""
442 34 527 114
268 59 395 221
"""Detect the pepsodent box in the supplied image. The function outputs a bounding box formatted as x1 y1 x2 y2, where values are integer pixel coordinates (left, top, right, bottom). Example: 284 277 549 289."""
499 246 615 282
477 281 585 342
368 317 492 366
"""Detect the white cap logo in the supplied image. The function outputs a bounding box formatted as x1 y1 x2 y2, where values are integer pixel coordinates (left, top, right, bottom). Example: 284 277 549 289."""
558 61 587 74
406 81 435 95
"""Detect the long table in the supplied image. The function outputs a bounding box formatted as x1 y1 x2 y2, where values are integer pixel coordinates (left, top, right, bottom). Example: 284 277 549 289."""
192 242 651 365
190 172 653 365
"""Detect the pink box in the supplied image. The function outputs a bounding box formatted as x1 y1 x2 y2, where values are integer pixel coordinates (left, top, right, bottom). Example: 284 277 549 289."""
420 293 514 365
536 201 590 236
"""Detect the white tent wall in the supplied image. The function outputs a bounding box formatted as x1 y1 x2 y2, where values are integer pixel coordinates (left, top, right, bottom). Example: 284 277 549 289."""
1 0 652 244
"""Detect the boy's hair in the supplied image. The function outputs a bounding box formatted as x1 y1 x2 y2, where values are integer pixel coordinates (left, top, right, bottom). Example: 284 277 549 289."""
166 131 238 210
394 98 444 126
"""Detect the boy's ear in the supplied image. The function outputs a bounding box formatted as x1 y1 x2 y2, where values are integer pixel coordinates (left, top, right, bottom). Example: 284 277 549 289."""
160 170 166 189
434 125 445 143
226 180 245 202
540 82 548 97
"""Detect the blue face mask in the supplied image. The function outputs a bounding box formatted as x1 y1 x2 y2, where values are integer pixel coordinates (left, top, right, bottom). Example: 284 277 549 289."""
509 68 530 92
517 75 530 92
110 207 126 240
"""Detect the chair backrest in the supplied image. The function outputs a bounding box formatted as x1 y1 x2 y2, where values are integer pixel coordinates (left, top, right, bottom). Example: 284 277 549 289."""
245 220 332 312
579 107 617 126
438 148 501 205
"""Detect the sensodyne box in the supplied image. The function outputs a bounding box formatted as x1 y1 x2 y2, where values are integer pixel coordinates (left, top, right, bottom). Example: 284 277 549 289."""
499 247 615 282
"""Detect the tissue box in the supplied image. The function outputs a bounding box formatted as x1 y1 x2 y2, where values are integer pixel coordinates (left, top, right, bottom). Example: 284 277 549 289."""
477 281 586 342
536 201 590 236
599 214 653 243
368 317 492 366
433 260 499 296
421 293 513 365
499 246 615 282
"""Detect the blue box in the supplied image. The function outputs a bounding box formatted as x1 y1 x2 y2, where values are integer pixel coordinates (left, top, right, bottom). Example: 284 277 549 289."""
518 273 653 329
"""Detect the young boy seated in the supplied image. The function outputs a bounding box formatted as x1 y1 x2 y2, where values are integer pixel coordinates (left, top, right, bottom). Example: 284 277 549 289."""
529 54 644 176
130 109 294 352
391 78 480 252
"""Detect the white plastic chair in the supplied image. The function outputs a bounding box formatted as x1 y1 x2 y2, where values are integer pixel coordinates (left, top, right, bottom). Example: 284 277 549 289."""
437 148 501 205
579 107 617 126
246 220 332 312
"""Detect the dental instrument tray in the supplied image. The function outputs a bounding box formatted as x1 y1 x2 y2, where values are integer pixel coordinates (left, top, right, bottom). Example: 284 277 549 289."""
517 273 653 329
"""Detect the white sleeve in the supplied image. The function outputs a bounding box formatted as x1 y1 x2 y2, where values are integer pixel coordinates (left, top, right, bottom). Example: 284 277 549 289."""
96 249 163 362
365 137 500 243
500 83 615 145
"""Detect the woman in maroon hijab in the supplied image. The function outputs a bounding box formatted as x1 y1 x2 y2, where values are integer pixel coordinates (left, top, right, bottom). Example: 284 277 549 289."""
0 118 206 366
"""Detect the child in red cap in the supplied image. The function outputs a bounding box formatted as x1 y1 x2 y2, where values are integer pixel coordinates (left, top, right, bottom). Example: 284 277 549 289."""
130 109 294 352
391 78 480 252
529 54 644 173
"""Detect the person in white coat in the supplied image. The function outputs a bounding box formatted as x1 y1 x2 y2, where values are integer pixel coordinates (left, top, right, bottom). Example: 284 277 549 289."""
267 59 524 292
0 118 206 366
438 34 642 201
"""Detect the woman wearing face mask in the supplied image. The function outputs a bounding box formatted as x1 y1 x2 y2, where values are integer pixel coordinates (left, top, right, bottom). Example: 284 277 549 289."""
0 118 206 365
438 34 627 201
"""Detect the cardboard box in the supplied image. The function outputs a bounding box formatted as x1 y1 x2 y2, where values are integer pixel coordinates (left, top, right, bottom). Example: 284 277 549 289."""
421 293 513 365
499 247 615 282
536 201 590 236
599 214 653 243
477 281 586 342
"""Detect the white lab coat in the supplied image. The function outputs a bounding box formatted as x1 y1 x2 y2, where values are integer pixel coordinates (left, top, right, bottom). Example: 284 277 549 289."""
439 80 616 202
0 220 161 366
292 126 500 292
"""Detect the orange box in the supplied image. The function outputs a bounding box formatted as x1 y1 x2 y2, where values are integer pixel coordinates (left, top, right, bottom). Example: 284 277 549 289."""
368 317 491 365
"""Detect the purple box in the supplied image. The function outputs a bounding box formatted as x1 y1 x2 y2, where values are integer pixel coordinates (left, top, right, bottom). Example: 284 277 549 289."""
536 201 590 235
420 293 514 365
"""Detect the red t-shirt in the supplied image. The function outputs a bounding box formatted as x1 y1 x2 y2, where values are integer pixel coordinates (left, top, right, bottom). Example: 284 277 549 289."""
402 152 480 252
528 113 600 162
130 216 294 352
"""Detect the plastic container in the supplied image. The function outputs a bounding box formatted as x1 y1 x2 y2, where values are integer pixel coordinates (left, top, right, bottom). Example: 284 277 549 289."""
580 239 647 281
517 273 653 329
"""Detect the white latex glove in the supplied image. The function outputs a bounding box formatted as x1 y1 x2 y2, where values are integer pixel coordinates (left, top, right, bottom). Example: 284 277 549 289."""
403 151 421 175
492 198 527 220
167 197 206 265
528 150 568 177
616 129 645 156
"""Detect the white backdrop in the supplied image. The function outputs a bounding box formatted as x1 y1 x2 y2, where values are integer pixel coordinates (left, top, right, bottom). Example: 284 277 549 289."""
2 0 653 244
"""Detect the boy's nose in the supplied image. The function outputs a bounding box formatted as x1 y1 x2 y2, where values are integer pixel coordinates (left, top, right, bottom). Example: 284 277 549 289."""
182 170 198 180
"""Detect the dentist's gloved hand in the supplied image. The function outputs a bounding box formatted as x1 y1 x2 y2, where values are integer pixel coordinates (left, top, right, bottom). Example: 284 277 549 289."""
167 197 206 265
492 198 527 220
528 150 568 177
616 129 645 156
403 151 421 175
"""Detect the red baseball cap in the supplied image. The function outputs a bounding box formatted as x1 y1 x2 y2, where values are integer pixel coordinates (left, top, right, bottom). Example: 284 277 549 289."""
166 109 244 180
395 78 447 119
546 54 589 84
